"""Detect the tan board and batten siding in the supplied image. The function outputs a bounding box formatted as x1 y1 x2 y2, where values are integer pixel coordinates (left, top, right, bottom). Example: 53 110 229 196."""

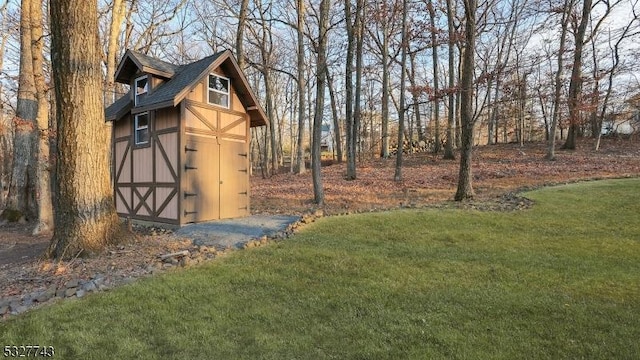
114 107 181 224
109 49 267 226
181 76 250 223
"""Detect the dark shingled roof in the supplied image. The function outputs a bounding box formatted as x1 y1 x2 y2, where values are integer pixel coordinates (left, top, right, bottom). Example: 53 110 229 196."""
105 91 132 121
136 52 224 109
107 49 267 127
128 50 180 76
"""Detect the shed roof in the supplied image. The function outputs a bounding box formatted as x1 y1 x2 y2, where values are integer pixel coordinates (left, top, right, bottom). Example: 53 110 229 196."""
106 49 268 127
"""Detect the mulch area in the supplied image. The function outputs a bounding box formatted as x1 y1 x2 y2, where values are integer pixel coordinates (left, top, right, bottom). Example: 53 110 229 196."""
1 138 639 319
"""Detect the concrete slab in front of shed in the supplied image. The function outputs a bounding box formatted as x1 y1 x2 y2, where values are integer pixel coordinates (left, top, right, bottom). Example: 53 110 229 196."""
174 215 301 250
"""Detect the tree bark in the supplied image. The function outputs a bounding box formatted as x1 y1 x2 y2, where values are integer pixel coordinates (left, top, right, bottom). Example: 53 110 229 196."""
326 68 343 163
236 0 249 69
562 0 591 150
345 0 357 179
547 0 572 159
312 0 330 206
454 0 477 201
394 0 408 182
295 0 306 174
380 18 390 159
31 0 53 235
428 0 441 153
353 0 364 167
443 0 456 160
3 0 37 222
105 0 124 106
48 0 120 259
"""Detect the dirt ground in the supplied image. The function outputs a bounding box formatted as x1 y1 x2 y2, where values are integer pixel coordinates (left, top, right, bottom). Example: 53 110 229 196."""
1 138 639 313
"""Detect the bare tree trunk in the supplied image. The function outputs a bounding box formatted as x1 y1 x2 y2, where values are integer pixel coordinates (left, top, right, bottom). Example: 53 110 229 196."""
105 0 124 106
454 0 476 201
0 1 10 207
48 0 120 259
3 0 37 222
236 0 249 69
31 0 53 235
380 23 390 159
563 0 591 150
353 0 364 163
312 0 330 206
256 4 278 174
394 0 408 182
428 0 441 153
596 9 637 150
547 0 572 160
409 52 424 144
326 68 343 163
295 0 306 174
345 0 356 179
443 0 456 160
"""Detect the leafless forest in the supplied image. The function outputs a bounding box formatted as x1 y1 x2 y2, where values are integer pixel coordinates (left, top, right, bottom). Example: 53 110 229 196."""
0 0 639 257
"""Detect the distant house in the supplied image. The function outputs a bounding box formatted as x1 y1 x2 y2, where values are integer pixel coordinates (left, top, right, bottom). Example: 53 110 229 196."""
603 94 640 136
105 49 268 226
320 123 332 152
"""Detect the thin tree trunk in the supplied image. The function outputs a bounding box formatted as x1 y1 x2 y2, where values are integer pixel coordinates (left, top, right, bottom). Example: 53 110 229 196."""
326 68 343 163
429 0 441 153
48 0 120 259
409 52 424 143
105 0 124 106
353 0 364 164
0 1 10 208
31 0 53 235
443 0 456 160
345 0 356 179
295 0 306 174
380 25 390 158
454 0 477 201
312 0 330 206
547 0 572 160
236 0 249 69
395 0 408 182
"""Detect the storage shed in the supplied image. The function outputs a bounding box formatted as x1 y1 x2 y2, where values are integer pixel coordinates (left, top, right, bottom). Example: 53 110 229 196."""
105 49 267 226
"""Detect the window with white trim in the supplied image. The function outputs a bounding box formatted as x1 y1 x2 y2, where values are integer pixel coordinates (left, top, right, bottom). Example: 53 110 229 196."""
208 74 230 108
134 112 150 145
135 75 148 106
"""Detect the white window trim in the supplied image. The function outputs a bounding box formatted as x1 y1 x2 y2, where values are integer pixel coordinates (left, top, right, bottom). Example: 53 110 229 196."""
134 112 150 145
134 75 148 106
207 73 230 109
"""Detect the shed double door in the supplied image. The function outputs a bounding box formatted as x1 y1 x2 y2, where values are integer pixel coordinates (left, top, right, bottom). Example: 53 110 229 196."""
183 135 248 223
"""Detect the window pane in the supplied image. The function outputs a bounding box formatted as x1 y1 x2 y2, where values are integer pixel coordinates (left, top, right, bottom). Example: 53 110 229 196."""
136 77 148 94
209 91 229 107
209 75 229 93
137 113 148 127
135 113 150 144
136 128 149 144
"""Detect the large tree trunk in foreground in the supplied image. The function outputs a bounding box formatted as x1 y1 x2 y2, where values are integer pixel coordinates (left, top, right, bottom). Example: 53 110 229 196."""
454 0 477 201
48 0 119 259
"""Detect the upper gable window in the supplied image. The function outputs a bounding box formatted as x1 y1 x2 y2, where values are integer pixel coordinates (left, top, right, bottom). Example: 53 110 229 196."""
208 74 229 108
135 75 148 106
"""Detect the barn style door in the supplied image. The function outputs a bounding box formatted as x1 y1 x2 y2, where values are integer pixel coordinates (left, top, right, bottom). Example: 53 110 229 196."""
182 135 248 223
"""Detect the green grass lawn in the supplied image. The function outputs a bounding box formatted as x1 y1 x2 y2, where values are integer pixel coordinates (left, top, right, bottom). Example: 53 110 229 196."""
2 179 639 359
